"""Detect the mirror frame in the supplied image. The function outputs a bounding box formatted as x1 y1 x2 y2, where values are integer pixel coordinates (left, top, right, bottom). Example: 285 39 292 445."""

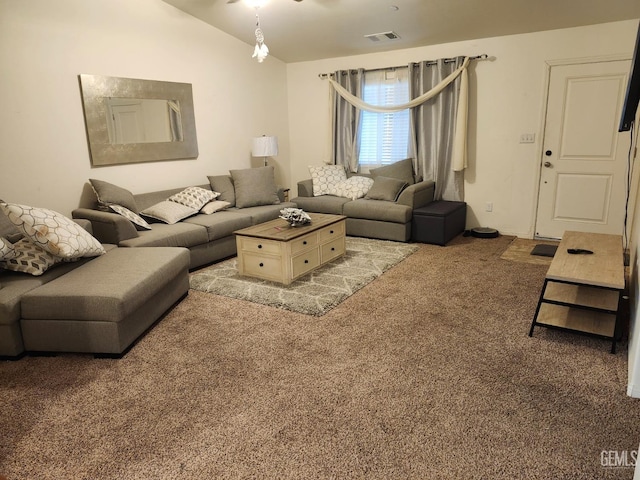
79 74 198 166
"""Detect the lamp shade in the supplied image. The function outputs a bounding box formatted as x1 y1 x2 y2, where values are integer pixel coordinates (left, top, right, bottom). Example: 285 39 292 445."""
252 136 278 157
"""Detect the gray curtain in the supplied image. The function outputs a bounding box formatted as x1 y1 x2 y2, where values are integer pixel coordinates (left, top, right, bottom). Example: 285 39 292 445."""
332 69 364 172
409 57 466 201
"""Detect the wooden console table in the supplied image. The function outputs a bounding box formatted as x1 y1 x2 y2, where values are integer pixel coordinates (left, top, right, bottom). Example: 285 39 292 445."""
528 231 625 353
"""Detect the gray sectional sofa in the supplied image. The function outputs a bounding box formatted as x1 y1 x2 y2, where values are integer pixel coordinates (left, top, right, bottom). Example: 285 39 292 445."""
72 170 296 269
0 214 190 358
292 159 435 242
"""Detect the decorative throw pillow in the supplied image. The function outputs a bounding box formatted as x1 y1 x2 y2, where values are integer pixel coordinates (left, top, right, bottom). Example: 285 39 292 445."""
109 204 152 231
229 166 280 209
0 202 106 260
309 165 347 197
364 176 408 202
2 238 62 276
208 175 236 207
89 179 139 213
200 200 231 215
327 176 374 200
370 158 416 186
0 236 16 260
169 186 220 210
140 201 198 224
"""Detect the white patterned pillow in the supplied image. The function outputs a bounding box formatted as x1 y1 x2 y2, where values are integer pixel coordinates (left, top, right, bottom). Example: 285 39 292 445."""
327 176 374 200
2 238 62 276
309 165 347 197
0 202 106 260
109 204 152 230
0 236 16 260
200 200 231 215
169 186 220 210
140 201 198 225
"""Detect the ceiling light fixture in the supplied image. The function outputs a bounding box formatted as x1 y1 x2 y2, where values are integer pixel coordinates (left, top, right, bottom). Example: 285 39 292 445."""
251 7 269 63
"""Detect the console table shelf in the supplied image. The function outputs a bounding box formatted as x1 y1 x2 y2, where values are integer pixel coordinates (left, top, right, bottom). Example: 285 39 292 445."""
528 231 625 353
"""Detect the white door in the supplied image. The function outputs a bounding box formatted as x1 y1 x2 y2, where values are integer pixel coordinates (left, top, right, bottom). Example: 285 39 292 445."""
535 60 631 239
107 101 145 144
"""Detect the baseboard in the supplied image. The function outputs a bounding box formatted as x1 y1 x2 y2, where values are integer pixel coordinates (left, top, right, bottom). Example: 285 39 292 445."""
627 383 640 398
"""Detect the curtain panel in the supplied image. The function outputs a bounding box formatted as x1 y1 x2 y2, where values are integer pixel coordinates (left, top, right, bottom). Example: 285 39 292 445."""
410 56 467 201
331 68 364 172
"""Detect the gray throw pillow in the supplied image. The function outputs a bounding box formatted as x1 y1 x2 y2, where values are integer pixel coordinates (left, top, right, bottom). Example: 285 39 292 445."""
370 158 415 186
208 175 236 207
229 166 280 208
89 179 139 213
365 176 408 202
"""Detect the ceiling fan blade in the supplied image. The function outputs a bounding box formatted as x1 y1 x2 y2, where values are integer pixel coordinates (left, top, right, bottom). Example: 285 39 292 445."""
226 0 241 3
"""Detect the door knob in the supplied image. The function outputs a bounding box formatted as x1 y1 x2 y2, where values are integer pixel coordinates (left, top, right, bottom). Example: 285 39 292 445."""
544 161 552 168
545 150 552 156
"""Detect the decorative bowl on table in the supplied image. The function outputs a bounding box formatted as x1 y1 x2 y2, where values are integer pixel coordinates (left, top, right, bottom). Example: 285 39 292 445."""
279 208 311 227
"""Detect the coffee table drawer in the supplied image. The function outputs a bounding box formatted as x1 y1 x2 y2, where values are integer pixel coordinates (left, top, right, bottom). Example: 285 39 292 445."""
290 232 318 255
292 249 320 278
239 237 281 255
241 253 284 281
321 237 345 263
318 222 345 241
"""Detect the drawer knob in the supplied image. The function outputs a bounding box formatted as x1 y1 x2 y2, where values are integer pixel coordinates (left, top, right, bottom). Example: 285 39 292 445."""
259 262 264 267
304 259 309 264
303 241 307 245
330 230 334 234
258 244 262 249
331 247 335 251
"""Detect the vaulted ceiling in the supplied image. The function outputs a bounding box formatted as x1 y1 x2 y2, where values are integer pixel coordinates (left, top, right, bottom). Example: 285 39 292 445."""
162 0 640 63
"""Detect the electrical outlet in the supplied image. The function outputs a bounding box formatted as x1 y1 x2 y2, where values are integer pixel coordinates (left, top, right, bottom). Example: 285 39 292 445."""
519 133 535 144
485 202 493 212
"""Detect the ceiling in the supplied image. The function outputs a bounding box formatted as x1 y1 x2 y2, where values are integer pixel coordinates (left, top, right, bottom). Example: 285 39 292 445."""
162 0 640 63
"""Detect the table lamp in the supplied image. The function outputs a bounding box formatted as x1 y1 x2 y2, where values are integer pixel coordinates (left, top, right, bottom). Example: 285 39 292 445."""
252 135 278 166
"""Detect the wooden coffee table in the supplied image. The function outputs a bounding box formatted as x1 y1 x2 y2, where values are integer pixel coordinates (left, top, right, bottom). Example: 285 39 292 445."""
234 213 346 285
528 231 625 353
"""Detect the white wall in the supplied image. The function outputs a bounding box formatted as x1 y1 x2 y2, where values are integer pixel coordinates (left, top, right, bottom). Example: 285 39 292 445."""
0 0 290 217
286 20 640 237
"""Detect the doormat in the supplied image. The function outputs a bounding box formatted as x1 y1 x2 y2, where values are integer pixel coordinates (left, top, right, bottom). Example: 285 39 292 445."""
189 237 419 316
530 244 558 257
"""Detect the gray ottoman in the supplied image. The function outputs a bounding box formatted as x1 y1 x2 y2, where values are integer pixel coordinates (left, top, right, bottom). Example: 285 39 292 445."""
412 201 467 245
20 247 190 356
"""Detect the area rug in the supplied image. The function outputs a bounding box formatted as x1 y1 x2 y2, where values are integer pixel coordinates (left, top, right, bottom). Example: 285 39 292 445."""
189 237 419 316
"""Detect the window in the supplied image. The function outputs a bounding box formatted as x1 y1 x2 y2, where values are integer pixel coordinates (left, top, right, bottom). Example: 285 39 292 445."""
358 68 410 168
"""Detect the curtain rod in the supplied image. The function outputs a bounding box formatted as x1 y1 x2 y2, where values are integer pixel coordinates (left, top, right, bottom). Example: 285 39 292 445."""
318 54 488 79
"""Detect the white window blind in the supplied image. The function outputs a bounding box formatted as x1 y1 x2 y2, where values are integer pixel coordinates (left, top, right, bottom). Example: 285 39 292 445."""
359 68 410 168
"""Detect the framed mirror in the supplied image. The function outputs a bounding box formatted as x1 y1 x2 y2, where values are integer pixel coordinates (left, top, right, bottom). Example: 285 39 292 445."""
79 74 198 166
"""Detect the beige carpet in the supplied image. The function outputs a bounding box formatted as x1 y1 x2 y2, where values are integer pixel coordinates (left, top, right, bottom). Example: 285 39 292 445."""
1 235 637 479
190 237 420 316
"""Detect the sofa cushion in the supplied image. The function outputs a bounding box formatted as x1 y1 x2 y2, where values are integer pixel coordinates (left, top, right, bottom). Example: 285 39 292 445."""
0 202 106 260
370 158 415 186
0 237 15 260
365 176 408 202
140 201 198 225
108 204 152 230
292 196 351 215
229 166 280 208
208 175 236 207
118 222 208 248
90 179 139 213
169 186 220 210
21 247 189 323
200 200 231 215
309 165 347 196
343 199 412 224
184 211 253 242
327 176 374 200
1 238 64 276
228 202 297 225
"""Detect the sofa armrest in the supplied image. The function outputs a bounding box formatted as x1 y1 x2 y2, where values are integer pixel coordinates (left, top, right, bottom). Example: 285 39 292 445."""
297 179 314 197
397 180 435 209
72 208 138 244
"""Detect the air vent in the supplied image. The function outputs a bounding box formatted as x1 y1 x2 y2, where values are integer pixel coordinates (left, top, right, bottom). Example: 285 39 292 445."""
364 31 400 42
